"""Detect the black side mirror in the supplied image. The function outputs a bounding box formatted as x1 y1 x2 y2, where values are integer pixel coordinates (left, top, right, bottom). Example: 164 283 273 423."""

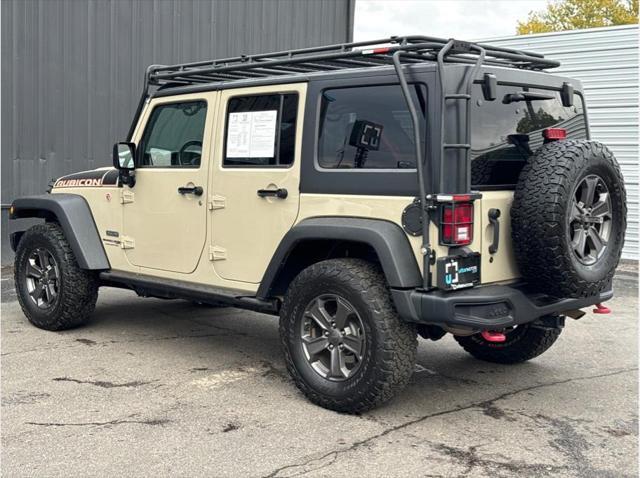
113 142 136 170
113 142 136 187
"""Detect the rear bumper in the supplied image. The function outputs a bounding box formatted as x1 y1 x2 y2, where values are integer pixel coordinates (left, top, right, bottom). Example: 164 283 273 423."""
392 284 613 330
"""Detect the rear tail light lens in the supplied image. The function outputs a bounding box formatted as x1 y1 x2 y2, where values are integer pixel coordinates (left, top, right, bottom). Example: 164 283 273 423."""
441 202 473 246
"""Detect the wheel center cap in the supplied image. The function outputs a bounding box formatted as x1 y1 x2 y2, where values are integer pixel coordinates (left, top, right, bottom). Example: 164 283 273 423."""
328 330 342 345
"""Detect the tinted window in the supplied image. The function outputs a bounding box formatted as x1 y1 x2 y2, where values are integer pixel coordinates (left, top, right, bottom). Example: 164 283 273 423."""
139 101 207 168
471 86 586 187
318 84 426 169
223 94 298 167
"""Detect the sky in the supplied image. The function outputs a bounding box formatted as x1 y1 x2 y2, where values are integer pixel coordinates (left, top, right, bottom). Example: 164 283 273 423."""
354 0 549 42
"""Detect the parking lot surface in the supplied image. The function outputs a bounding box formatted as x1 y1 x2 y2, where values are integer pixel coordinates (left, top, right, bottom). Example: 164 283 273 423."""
1 266 637 477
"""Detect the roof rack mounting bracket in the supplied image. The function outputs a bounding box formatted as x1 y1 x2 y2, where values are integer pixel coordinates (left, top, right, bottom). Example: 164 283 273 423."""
561 82 574 107
482 73 497 101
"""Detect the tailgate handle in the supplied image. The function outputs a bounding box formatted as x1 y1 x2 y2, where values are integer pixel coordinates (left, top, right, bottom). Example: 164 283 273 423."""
488 208 501 254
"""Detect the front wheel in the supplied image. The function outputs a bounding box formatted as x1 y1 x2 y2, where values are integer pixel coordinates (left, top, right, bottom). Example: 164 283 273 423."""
454 317 563 364
14 223 99 331
279 259 417 413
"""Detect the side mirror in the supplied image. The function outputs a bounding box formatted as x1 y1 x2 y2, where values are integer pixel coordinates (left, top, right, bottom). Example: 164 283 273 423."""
113 142 136 170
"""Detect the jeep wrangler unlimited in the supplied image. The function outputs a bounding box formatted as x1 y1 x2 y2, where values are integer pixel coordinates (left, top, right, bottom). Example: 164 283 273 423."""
10 36 626 413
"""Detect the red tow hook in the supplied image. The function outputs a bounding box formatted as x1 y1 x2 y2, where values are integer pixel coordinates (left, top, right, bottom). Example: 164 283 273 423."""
481 330 506 343
593 303 611 314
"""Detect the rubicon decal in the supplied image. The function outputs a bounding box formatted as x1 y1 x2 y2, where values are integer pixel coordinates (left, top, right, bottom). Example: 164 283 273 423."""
52 169 119 188
55 178 103 187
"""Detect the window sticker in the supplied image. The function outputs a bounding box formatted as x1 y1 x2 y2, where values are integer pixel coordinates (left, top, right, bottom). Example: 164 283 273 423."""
227 110 278 158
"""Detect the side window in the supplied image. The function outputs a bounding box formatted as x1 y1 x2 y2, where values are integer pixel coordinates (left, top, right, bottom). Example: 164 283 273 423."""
224 93 298 167
317 84 426 169
138 101 207 168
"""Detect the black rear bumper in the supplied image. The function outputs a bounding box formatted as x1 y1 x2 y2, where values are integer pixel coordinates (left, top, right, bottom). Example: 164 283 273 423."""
392 284 613 330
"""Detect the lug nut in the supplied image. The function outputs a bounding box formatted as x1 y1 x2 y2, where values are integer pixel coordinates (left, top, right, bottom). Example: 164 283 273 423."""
323 331 329 337
328 344 334 350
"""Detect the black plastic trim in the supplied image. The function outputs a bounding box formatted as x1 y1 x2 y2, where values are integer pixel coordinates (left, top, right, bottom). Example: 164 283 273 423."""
391 284 613 329
257 217 422 299
9 194 110 270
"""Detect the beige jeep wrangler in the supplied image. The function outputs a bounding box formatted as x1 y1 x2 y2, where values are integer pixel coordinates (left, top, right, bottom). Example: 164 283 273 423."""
10 36 626 412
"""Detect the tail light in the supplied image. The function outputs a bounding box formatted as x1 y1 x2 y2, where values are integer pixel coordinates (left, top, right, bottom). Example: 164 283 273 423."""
440 202 474 246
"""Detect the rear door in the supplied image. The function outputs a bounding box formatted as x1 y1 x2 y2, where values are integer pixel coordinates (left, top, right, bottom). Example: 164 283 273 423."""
210 83 306 283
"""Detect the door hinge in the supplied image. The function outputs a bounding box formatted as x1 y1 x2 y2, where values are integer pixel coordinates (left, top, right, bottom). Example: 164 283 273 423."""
120 190 135 204
209 246 227 261
208 195 226 210
120 236 135 249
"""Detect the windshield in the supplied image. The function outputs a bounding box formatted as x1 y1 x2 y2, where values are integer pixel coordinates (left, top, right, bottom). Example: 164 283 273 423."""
471 85 586 188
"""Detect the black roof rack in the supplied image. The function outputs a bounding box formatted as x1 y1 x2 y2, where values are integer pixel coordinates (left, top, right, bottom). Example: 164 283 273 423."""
146 35 560 88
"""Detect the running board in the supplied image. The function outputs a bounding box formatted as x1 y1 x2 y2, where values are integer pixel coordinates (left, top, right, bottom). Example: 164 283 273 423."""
99 271 279 315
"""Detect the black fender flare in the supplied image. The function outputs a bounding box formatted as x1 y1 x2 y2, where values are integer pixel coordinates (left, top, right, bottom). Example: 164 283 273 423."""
9 193 110 270
257 217 422 299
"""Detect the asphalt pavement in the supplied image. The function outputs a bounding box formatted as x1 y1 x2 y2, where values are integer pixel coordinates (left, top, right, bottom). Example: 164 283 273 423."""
1 265 637 477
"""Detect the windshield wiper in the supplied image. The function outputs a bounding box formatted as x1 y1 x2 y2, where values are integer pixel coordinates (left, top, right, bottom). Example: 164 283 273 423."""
502 91 555 104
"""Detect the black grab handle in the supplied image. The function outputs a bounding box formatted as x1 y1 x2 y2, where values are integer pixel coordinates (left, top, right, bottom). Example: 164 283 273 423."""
178 186 203 196
257 188 288 199
488 208 501 254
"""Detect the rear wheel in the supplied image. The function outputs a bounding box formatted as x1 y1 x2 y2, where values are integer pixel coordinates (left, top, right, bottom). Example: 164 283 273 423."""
454 317 563 364
279 259 417 413
14 223 99 331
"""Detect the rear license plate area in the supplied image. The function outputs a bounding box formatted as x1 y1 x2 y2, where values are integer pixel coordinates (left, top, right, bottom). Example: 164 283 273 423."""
436 253 480 290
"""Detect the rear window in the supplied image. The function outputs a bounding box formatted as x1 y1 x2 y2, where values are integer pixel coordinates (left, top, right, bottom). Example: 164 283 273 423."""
317 84 426 170
471 85 586 188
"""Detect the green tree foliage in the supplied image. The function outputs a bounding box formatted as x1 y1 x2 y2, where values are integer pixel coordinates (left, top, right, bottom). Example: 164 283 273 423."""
517 0 638 34
517 108 561 133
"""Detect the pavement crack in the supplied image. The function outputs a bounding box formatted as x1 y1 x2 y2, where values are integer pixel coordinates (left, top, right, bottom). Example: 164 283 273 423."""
25 417 170 428
262 367 637 478
52 377 153 388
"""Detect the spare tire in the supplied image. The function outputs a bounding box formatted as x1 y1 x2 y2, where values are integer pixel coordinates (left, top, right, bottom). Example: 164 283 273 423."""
511 140 626 298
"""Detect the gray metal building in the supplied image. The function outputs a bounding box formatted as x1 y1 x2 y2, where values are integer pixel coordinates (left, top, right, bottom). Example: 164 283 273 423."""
483 25 639 260
1 0 354 263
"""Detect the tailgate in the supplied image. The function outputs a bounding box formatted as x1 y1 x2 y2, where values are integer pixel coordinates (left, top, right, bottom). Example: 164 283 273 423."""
480 190 520 284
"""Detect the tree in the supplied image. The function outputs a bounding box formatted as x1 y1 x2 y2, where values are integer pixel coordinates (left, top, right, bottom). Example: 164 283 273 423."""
517 0 638 35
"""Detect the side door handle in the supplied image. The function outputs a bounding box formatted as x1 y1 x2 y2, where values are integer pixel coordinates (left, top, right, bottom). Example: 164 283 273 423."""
178 186 204 196
488 208 501 254
257 188 288 199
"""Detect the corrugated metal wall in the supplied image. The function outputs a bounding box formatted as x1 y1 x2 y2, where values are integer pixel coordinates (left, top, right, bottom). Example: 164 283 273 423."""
482 25 639 260
1 0 354 263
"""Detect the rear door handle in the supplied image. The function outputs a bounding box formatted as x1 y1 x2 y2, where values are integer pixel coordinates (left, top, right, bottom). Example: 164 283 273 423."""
178 186 204 196
257 188 288 199
488 208 501 254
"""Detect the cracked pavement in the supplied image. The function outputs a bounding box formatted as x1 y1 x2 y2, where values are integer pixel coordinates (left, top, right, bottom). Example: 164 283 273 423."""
1 266 637 477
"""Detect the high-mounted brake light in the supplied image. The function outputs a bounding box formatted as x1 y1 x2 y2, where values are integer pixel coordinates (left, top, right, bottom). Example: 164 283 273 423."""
441 202 474 246
542 128 567 141
362 47 391 55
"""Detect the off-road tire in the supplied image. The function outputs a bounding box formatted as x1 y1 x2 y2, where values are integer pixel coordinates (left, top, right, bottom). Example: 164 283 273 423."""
511 140 626 298
280 258 417 413
14 223 99 331
454 320 562 364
